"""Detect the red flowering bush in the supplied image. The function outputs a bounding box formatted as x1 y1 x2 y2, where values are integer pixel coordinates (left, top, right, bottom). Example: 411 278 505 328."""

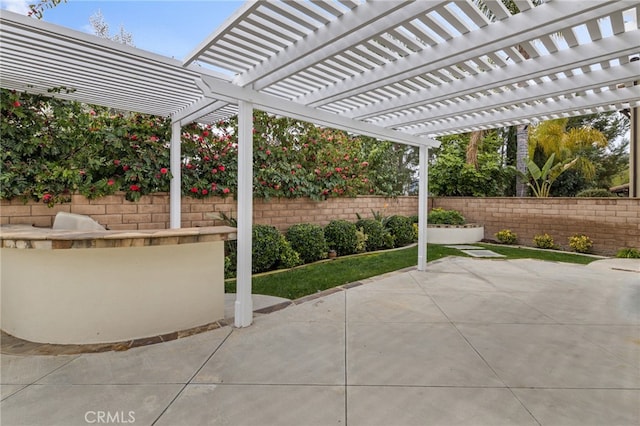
1 90 412 205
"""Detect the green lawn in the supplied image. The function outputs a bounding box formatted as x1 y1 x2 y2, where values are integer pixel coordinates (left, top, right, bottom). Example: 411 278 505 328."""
225 243 598 300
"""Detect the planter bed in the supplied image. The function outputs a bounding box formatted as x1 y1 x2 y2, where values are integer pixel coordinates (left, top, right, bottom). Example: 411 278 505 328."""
427 224 484 245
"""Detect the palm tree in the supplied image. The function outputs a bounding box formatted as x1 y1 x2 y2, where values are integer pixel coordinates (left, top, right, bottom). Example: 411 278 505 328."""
526 118 608 196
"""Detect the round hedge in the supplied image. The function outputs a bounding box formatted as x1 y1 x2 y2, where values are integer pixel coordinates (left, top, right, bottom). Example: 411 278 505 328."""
324 220 358 256
385 215 415 247
286 223 328 264
252 224 282 273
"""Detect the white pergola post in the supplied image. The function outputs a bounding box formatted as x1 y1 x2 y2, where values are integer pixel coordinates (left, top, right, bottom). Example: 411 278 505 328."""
235 101 254 327
170 121 182 229
417 145 429 271
631 105 639 198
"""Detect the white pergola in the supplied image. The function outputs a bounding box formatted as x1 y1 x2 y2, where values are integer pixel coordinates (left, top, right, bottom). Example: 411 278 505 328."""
1 0 639 327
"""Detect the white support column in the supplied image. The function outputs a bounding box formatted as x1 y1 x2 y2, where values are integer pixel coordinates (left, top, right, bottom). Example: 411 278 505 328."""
235 101 254 327
631 105 639 198
169 121 182 229
417 145 429 271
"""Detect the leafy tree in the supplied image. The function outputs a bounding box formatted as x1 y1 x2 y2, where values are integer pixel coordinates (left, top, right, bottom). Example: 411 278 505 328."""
27 0 67 19
429 132 513 196
90 9 135 46
360 138 417 196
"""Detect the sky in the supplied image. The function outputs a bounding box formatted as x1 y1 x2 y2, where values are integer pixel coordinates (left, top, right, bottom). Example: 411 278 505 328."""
0 0 245 59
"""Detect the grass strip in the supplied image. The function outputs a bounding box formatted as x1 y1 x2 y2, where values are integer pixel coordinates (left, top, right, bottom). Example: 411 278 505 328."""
476 243 597 265
225 243 599 299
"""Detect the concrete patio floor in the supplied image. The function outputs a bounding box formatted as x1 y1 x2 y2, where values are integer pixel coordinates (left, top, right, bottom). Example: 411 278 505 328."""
2 256 639 426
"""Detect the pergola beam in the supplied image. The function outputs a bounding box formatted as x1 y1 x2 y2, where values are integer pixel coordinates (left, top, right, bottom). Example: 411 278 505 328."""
198 75 440 148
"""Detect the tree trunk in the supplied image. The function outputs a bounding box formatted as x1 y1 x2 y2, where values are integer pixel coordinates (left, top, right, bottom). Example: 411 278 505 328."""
515 124 529 196
466 130 483 169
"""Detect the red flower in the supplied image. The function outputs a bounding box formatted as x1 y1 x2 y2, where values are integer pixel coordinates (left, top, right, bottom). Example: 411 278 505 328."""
149 135 159 142
12 100 21 107
42 193 52 203
211 183 218 190
211 168 217 174
222 188 230 194
202 130 210 137
160 168 168 174
218 165 225 172
129 184 140 191
89 110 96 116
213 154 220 160
130 135 138 141
122 165 130 171
107 179 115 186
335 167 343 172
265 150 271 156
203 156 210 162
113 159 121 166
190 187 199 193
201 189 208 195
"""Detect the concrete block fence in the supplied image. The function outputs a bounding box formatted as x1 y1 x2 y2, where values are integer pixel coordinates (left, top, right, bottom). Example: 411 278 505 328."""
0 193 418 231
432 197 640 256
2 194 638 255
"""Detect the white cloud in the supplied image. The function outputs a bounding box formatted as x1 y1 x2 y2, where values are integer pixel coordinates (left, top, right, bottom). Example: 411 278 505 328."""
0 0 30 15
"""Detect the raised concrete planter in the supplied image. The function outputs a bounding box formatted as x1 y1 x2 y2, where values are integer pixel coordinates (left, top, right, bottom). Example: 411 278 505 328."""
0 225 236 345
427 224 484 245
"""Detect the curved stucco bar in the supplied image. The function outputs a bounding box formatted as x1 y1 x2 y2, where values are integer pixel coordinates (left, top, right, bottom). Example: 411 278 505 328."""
0 225 236 345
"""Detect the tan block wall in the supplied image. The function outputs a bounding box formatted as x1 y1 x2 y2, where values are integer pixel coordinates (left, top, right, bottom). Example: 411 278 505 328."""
431 197 640 255
0 193 418 231
4 194 637 255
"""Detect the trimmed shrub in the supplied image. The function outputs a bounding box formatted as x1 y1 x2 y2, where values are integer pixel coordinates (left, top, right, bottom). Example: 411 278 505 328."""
533 233 556 249
277 234 302 269
386 215 414 247
495 229 517 244
428 208 466 225
355 219 387 251
286 223 328 264
252 224 283 273
324 220 358 256
568 234 593 253
576 188 616 197
616 248 640 258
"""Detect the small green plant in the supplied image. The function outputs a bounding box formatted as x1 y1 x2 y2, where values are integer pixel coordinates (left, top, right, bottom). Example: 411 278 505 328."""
277 234 303 269
495 229 517 244
533 233 556 249
568 234 593 253
324 220 358 256
616 248 640 258
355 228 368 253
385 215 415 247
355 218 388 251
427 208 466 225
286 223 328 264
